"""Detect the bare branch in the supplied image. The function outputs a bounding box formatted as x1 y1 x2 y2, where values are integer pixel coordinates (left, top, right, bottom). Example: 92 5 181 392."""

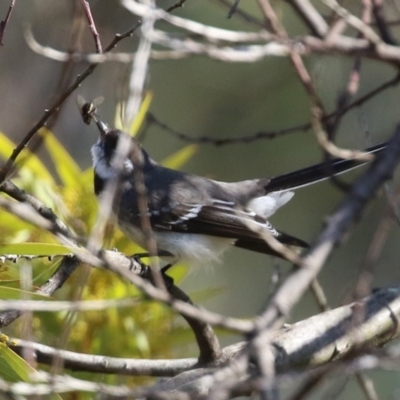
79 0 103 53
8 285 400 377
286 0 328 37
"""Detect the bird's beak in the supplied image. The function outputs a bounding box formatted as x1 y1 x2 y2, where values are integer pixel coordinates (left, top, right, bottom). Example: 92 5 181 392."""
93 115 109 139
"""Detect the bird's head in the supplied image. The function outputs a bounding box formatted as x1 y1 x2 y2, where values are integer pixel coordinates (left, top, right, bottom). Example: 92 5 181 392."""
90 120 150 195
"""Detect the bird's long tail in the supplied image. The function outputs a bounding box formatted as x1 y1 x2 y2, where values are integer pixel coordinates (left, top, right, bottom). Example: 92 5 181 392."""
264 142 387 193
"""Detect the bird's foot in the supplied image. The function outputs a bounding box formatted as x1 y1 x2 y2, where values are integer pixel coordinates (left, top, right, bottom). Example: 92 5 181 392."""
129 253 175 289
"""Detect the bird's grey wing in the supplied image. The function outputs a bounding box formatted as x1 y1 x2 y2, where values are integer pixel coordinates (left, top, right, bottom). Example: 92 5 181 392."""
149 200 308 256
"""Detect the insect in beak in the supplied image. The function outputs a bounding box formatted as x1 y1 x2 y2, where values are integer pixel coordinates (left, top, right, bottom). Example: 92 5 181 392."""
77 95 108 137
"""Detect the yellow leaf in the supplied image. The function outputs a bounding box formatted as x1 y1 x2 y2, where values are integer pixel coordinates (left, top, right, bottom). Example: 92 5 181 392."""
0 343 37 381
0 286 52 300
81 166 94 186
0 131 54 184
39 128 81 187
0 243 73 256
114 101 125 131
162 144 198 169
129 91 153 137
0 343 63 398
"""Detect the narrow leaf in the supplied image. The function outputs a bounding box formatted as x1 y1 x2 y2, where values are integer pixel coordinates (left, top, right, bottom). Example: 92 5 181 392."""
0 342 64 399
114 101 125 131
0 131 54 183
0 243 73 256
39 128 81 186
129 91 153 137
162 144 198 169
0 342 37 382
0 286 52 300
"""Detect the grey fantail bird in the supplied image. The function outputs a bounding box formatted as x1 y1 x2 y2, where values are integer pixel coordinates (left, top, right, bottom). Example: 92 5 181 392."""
89 115 386 264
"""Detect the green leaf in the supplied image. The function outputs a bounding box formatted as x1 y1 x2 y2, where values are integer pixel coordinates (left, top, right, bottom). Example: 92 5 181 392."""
0 341 63 398
162 144 198 169
113 92 154 135
0 342 34 382
0 286 52 300
0 131 54 184
39 128 82 187
0 210 31 233
0 243 73 256
0 263 21 282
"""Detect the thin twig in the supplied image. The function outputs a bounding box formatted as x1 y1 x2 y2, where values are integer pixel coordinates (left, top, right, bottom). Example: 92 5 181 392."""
227 0 241 19
372 0 397 45
79 0 103 53
0 0 15 46
286 0 328 37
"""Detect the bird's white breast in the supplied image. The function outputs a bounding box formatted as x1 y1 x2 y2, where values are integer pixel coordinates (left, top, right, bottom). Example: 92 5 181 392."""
118 219 233 264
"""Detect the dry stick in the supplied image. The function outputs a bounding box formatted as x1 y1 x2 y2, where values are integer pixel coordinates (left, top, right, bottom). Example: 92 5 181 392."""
5 284 400 395
310 279 330 312
9 338 198 377
372 0 397 45
286 0 328 37
79 0 102 53
227 0 241 19
161 285 400 398
0 0 15 46
0 23 140 184
216 0 264 26
0 372 191 399
166 0 186 13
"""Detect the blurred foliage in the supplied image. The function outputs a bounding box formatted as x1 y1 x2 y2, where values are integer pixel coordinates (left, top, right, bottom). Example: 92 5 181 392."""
0 100 204 391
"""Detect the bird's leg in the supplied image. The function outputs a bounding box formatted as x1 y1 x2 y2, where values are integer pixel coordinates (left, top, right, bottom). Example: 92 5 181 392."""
138 263 174 289
129 251 176 289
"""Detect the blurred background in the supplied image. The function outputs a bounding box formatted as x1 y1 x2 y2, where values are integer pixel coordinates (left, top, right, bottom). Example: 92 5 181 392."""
1 1 400 397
